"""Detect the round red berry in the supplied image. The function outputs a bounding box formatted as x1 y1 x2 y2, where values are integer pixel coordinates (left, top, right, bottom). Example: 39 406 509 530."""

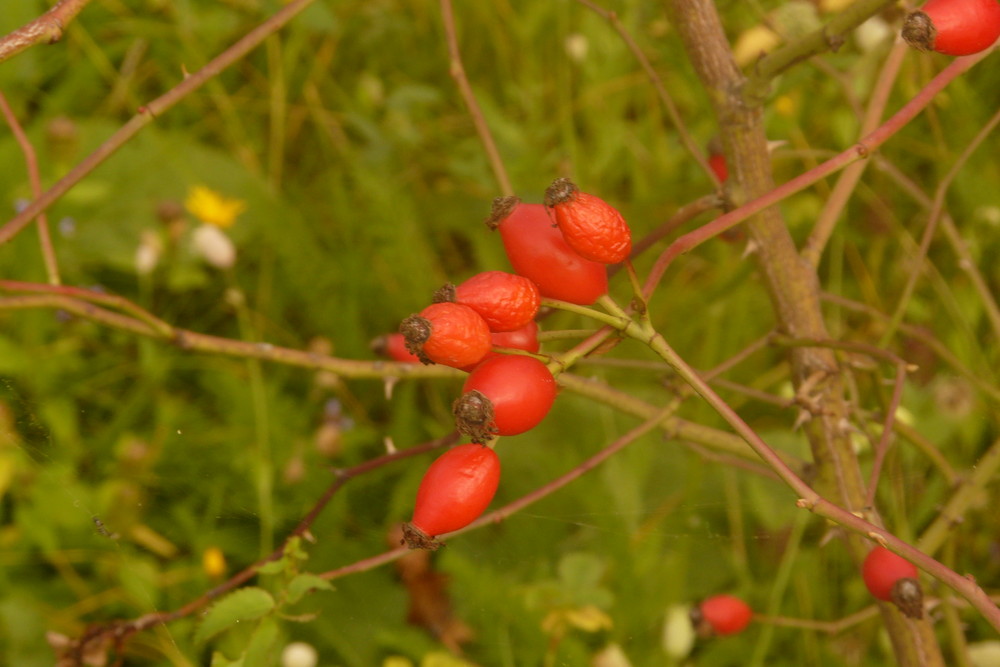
490 321 540 355
403 443 501 549
399 302 492 369
436 271 541 332
371 332 421 363
862 546 919 601
902 0 1000 56
486 197 608 305
694 594 752 636
708 152 728 183
454 354 557 443
543 177 632 265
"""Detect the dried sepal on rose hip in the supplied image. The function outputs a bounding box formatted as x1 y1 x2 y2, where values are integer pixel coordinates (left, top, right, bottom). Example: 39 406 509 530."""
370 332 421 363
901 0 1000 56
861 545 924 619
434 270 541 333
690 594 753 637
487 196 608 305
453 354 557 443
402 443 501 550
399 302 492 369
543 177 632 265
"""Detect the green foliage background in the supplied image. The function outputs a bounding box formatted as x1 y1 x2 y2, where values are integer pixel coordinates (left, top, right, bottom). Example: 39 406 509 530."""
0 1 999 665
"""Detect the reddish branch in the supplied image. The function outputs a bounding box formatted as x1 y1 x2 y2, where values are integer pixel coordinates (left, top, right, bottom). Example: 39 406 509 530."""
0 0 320 247
0 0 91 65
63 433 458 665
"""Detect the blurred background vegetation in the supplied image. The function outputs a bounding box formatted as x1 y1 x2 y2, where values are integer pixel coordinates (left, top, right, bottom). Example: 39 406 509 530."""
1 0 999 665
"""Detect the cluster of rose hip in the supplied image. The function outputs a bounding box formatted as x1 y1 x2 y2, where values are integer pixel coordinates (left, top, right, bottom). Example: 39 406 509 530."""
687 545 924 640
370 178 631 551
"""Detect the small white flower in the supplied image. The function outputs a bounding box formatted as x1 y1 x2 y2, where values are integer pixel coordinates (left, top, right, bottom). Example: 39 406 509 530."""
135 230 163 275
281 641 318 667
592 643 633 667
192 223 236 269
969 641 1000 667
854 16 892 54
565 33 589 62
661 604 695 659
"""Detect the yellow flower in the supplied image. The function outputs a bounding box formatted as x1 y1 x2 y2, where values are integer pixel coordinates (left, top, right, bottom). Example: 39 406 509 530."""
184 185 246 228
202 546 227 578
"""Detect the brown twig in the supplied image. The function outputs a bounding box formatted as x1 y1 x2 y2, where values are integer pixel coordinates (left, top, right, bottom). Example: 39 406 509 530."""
864 362 908 507
618 193 722 269
642 49 992 300
872 155 1000 342
572 0 718 184
0 93 61 284
878 103 1000 347
630 316 1000 635
0 0 319 246
0 0 92 64
801 41 909 268
321 409 671 581
69 433 458 662
0 288 460 381
439 0 512 195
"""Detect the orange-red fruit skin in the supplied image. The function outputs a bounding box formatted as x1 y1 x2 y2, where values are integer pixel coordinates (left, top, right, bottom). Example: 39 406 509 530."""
492 200 608 305
546 181 632 264
904 0 1000 55
454 271 541 332
410 444 501 537
416 302 492 369
700 594 752 636
862 546 919 601
490 321 540 355
708 153 729 183
462 355 557 436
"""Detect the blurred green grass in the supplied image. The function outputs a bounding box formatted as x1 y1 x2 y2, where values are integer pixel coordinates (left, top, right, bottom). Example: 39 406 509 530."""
0 0 999 665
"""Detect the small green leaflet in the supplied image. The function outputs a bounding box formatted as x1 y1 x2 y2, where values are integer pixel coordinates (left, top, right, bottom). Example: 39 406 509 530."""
195 587 275 645
286 573 333 604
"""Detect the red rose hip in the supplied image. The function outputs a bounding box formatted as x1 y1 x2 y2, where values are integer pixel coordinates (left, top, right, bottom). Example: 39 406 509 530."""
371 332 421 363
403 443 501 550
861 546 923 618
902 0 1000 56
487 197 608 305
399 302 492 369
490 321 540 355
435 270 541 332
543 177 632 265
692 594 752 637
454 354 557 443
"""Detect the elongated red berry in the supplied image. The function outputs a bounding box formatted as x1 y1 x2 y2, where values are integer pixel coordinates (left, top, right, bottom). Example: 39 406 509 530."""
399 302 492 369
862 546 923 618
435 271 541 332
487 197 608 305
692 594 753 637
403 443 501 550
454 355 557 443
902 0 1000 56
543 177 632 264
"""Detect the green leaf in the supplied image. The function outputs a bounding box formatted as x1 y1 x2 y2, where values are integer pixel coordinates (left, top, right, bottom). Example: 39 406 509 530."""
255 559 287 576
243 618 281 667
209 651 242 667
286 573 334 605
195 587 275 645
